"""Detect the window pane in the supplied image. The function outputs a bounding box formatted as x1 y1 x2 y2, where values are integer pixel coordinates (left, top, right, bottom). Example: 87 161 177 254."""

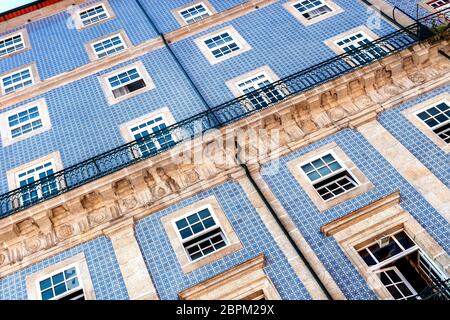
39 278 52 291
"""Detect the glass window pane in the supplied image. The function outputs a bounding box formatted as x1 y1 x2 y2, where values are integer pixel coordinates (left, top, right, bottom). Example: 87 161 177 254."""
39 278 52 291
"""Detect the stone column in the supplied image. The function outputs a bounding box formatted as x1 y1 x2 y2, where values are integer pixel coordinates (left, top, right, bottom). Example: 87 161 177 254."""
358 120 450 223
103 218 158 300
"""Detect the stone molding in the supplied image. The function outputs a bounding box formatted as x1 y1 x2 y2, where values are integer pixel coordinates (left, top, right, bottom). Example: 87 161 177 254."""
0 37 449 280
178 254 280 300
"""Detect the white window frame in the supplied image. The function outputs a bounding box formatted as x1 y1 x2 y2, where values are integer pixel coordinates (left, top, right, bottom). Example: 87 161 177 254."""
0 98 52 147
171 204 230 263
297 150 361 202
402 93 450 153
194 26 252 65
236 72 276 95
0 31 26 59
374 266 419 300
35 263 85 300
99 61 155 105
284 0 343 26
421 0 450 12
0 66 35 95
178 2 212 24
14 159 60 206
414 98 450 144
77 3 111 29
292 0 336 21
127 113 176 157
90 33 127 59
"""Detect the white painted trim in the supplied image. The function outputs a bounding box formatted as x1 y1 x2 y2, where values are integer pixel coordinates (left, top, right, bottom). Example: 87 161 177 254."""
0 98 52 147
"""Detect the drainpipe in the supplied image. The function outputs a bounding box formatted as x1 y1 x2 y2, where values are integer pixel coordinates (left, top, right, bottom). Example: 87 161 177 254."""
134 0 221 126
235 142 334 300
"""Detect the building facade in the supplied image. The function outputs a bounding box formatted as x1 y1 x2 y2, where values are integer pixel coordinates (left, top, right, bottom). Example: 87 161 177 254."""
0 0 448 300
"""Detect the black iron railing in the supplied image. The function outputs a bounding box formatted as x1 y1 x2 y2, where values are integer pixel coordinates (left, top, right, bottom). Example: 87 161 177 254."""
1 8 448 219
413 279 450 300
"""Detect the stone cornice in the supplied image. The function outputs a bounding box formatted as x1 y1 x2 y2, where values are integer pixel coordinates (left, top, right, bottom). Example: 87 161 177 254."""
0 38 449 278
178 253 266 300
320 192 401 237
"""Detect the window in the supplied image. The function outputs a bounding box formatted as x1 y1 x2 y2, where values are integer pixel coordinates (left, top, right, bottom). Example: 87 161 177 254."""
162 196 242 273
288 142 374 211
79 3 110 27
38 265 84 300
300 152 359 201
15 160 59 206
416 101 450 144
205 32 240 59
195 27 251 64
107 67 147 99
129 115 175 157
236 73 284 109
292 0 333 20
357 230 448 300
179 2 212 24
26 253 96 300
284 0 343 26
335 31 388 65
0 99 51 147
91 33 127 59
174 205 228 262
0 32 25 58
1 67 34 95
426 0 450 9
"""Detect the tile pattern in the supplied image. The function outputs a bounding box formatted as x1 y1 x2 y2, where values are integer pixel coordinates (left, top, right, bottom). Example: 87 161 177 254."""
0 0 158 80
0 48 208 194
260 128 450 300
135 181 311 300
0 236 129 300
384 0 430 19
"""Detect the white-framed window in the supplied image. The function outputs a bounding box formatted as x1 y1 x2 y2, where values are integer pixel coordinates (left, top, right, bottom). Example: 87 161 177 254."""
292 0 334 21
15 160 59 206
173 205 229 262
357 230 448 300
415 100 450 144
79 3 110 27
107 67 147 99
129 114 175 157
236 72 284 109
0 32 25 58
426 0 450 9
1 67 34 95
91 33 127 59
36 264 85 300
205 32 241 59
179 2 212 24
299 151 359 201
0 99 51 146
195 27 251 64
335 31 387 65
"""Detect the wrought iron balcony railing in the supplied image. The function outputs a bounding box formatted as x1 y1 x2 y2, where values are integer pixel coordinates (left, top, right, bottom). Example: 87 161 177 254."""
0 8 448 219
413 279 450 300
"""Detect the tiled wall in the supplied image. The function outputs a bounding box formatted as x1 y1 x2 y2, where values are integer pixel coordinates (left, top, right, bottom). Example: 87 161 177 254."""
378 83 450 188
0 47 209 194
0 236 129 300
0 0 158 80
260 128 450 300
170 0 397 107
138 0 247 33
135 181 311 300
